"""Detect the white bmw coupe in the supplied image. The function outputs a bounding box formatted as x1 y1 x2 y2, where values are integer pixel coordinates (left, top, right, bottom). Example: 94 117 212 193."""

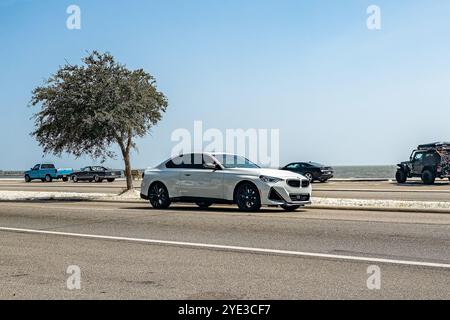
140 153 312 212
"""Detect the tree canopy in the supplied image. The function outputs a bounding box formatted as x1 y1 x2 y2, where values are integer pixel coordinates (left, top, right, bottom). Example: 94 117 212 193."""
30 51 168 189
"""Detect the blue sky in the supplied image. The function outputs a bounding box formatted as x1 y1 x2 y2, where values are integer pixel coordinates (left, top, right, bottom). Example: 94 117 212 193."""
1 0 450 169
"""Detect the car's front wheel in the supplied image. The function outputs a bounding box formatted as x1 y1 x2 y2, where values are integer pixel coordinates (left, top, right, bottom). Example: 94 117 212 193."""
72 175 79 183
45 175 52 183
281 204 301 212
395 169 407 183
107 178 115 183
149 182 171 209
24 175 31 183
235 182 261 212
94 175 103 183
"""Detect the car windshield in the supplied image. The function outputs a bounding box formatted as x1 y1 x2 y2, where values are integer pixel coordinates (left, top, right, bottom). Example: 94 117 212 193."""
213 154 259 169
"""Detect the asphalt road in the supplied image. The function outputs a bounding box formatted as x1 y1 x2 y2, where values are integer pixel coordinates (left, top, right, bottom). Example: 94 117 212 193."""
0 201 449 299
2 179 450 202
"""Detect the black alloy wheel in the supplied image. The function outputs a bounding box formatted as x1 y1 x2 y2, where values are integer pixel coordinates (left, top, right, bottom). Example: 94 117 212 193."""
236 182 261 212
149 182 171 209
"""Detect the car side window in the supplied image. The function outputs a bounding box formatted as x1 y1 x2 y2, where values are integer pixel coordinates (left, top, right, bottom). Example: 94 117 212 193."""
201 154 216 169
166 154 194 169
33 164 40 170
286 163 300 169
414 153 424 161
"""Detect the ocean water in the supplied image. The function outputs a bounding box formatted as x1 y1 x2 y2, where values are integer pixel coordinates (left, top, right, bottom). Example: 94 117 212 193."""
1 166 397 179
333 165 397 179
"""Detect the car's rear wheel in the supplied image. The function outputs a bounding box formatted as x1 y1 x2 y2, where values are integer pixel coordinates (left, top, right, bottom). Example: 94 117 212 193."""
395 169 407 183
107 178 115 183
62 177 68 182
24 175 31 183
281 204 301 212
421 169 435 185
235 182 261 212
304 172 313 182
149 182 171 209
196 201 213 209
45 175 52 183
319 178 328 183
72 175 78 183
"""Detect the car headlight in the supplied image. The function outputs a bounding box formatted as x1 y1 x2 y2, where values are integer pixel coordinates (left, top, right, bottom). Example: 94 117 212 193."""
259 175 283 183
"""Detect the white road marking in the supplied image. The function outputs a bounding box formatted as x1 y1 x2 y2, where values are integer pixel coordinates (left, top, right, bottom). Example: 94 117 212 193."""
1 226 449 269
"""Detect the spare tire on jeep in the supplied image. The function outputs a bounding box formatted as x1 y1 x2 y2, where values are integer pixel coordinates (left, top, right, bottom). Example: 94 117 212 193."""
395 169 407 183
421 169 436 185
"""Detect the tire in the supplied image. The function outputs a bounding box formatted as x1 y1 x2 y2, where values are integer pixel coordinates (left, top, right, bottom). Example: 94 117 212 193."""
148 182 171 209
24 175 31 183
395 169 407 183
72 175 79 183
45 175 52 183
281 204 301 212
196 201 213 209
94 175 103 183
107 178 115 183
319 178 328 183
235 182 261 212
62 177 68 182
304 172 313 182
421 170 435 185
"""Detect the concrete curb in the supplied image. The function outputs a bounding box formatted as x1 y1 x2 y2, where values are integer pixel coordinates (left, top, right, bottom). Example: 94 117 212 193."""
329 178 392 182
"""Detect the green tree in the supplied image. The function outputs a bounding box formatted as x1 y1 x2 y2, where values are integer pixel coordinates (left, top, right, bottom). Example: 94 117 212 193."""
30 51 168 190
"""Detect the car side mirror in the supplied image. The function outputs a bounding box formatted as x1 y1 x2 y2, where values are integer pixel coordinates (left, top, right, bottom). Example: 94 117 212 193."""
203 163 218 170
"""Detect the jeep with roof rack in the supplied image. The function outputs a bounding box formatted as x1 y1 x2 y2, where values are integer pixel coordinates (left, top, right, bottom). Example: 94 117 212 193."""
396 142 450 185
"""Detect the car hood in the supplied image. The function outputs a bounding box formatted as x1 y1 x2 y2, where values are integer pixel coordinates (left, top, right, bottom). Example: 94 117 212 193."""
226 167 306 179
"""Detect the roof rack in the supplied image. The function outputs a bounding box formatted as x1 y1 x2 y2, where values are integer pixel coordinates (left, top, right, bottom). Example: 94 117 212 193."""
417 142 450 150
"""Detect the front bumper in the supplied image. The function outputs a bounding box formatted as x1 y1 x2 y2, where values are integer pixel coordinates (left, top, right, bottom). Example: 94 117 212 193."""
258 180 312 206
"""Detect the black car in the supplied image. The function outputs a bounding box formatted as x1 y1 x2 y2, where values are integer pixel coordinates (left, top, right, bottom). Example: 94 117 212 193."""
70 166 122 183
281 162 334 182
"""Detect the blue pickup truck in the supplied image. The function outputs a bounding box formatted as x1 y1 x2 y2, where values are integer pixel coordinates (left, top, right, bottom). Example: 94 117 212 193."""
24 164 73 182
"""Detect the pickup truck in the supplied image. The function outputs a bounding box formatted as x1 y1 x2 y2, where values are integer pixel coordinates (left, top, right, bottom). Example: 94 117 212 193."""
24 164 73 182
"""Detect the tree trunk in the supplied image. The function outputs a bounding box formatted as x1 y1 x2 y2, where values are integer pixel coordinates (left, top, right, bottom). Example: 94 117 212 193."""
118 134 134 191
123 150 133 190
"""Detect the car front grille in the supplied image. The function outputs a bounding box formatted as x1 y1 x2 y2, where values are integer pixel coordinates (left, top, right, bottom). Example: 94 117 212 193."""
289 194 310 202
287 179 301 188
301 180 310 188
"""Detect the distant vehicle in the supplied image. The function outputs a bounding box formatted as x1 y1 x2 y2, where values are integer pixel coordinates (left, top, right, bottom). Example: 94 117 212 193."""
24 164 73 182
70 166 122 183
280 162 334 182
140 153 312 212
396 142 450 185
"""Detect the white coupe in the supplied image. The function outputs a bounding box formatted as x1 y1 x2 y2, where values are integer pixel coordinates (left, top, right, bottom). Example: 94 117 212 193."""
140 153 312 212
